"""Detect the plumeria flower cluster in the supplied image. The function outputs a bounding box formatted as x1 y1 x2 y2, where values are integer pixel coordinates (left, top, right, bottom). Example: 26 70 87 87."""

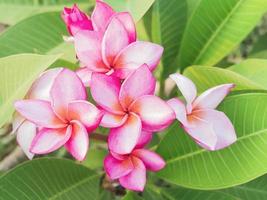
12 0 237 192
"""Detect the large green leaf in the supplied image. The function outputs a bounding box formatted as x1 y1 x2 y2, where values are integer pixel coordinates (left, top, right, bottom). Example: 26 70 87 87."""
105 0 154 22
183 65 265 93
122 192 144 200
0 158 101 200
149 0 187 79
229 59 267 88
177 0 267 70
162 187 236 200
162 174 267 200
0 53 60 128
157 93 267 189
0 12 76 62
0 0 91 25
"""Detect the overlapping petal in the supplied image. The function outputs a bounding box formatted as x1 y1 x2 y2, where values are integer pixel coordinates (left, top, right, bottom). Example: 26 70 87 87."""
169 73 197 113
119 157 146 191
74 31 108 72
68 100 102 131
135 131 152 149
91 0 114 33
114 12 136 43
51 69 87 119
119 64 156 109
14 100 65 128
108 113 141 154
76 67 92 87
91 73 123 114
102 17 129 66
16 121 36 159
28 68 63 101
130 95 175 132
113 41 163 78
186 109 236 150
167 98 188 125
104 154 133 179
65 121 89 161
100 111 127 128
30 126 72 154
193 84 235 110
133 149 165 171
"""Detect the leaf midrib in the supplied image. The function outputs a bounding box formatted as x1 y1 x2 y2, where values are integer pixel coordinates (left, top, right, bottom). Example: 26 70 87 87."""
48 174 100 200
166 128 267 164
188 0 245 65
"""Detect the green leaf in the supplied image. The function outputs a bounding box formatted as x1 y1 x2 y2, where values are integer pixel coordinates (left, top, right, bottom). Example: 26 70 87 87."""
105 0 155 22
177 0 267 70
149 0 187 79
0 0 91 25
229 59 267 89
162 174 267 200
0 158 101 200
161 187 236 200
157 93 267 189
183 65 265 93
122 192 144 200
0 53 61 128
0 12 76 63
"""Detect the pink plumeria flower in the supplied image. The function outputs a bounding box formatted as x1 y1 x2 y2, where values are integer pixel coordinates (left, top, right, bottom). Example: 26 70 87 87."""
73 2 163 84
61 4 93 36
12 68 64 159
104 148 165 191
168 73 237 150
90 64 175 155
14 69 102 161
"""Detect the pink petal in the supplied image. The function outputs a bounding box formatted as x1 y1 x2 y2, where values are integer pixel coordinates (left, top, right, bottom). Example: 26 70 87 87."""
169 73 197 113
30 126 72 154
185 109 236 150
135 131 153 149
76 67 92 87
113 41 164 79
119 64 156 109
110 150 128 160
167 98 188 126
130 95 175 132
65 121 89 161
91 0 114 33
90 73 124 114
102 16 129 66
100 111 128 128
74 30 109 72
132 149 165 171
14 100 65 128
28 68 63 101
193 84 235 110
51 69 87 119
62 4 93 36
68 100 102 132
104 154 133 179
12 112 25 134
119 157 146 191
16 121 37 159
108 113 141 154
114 12 136 43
